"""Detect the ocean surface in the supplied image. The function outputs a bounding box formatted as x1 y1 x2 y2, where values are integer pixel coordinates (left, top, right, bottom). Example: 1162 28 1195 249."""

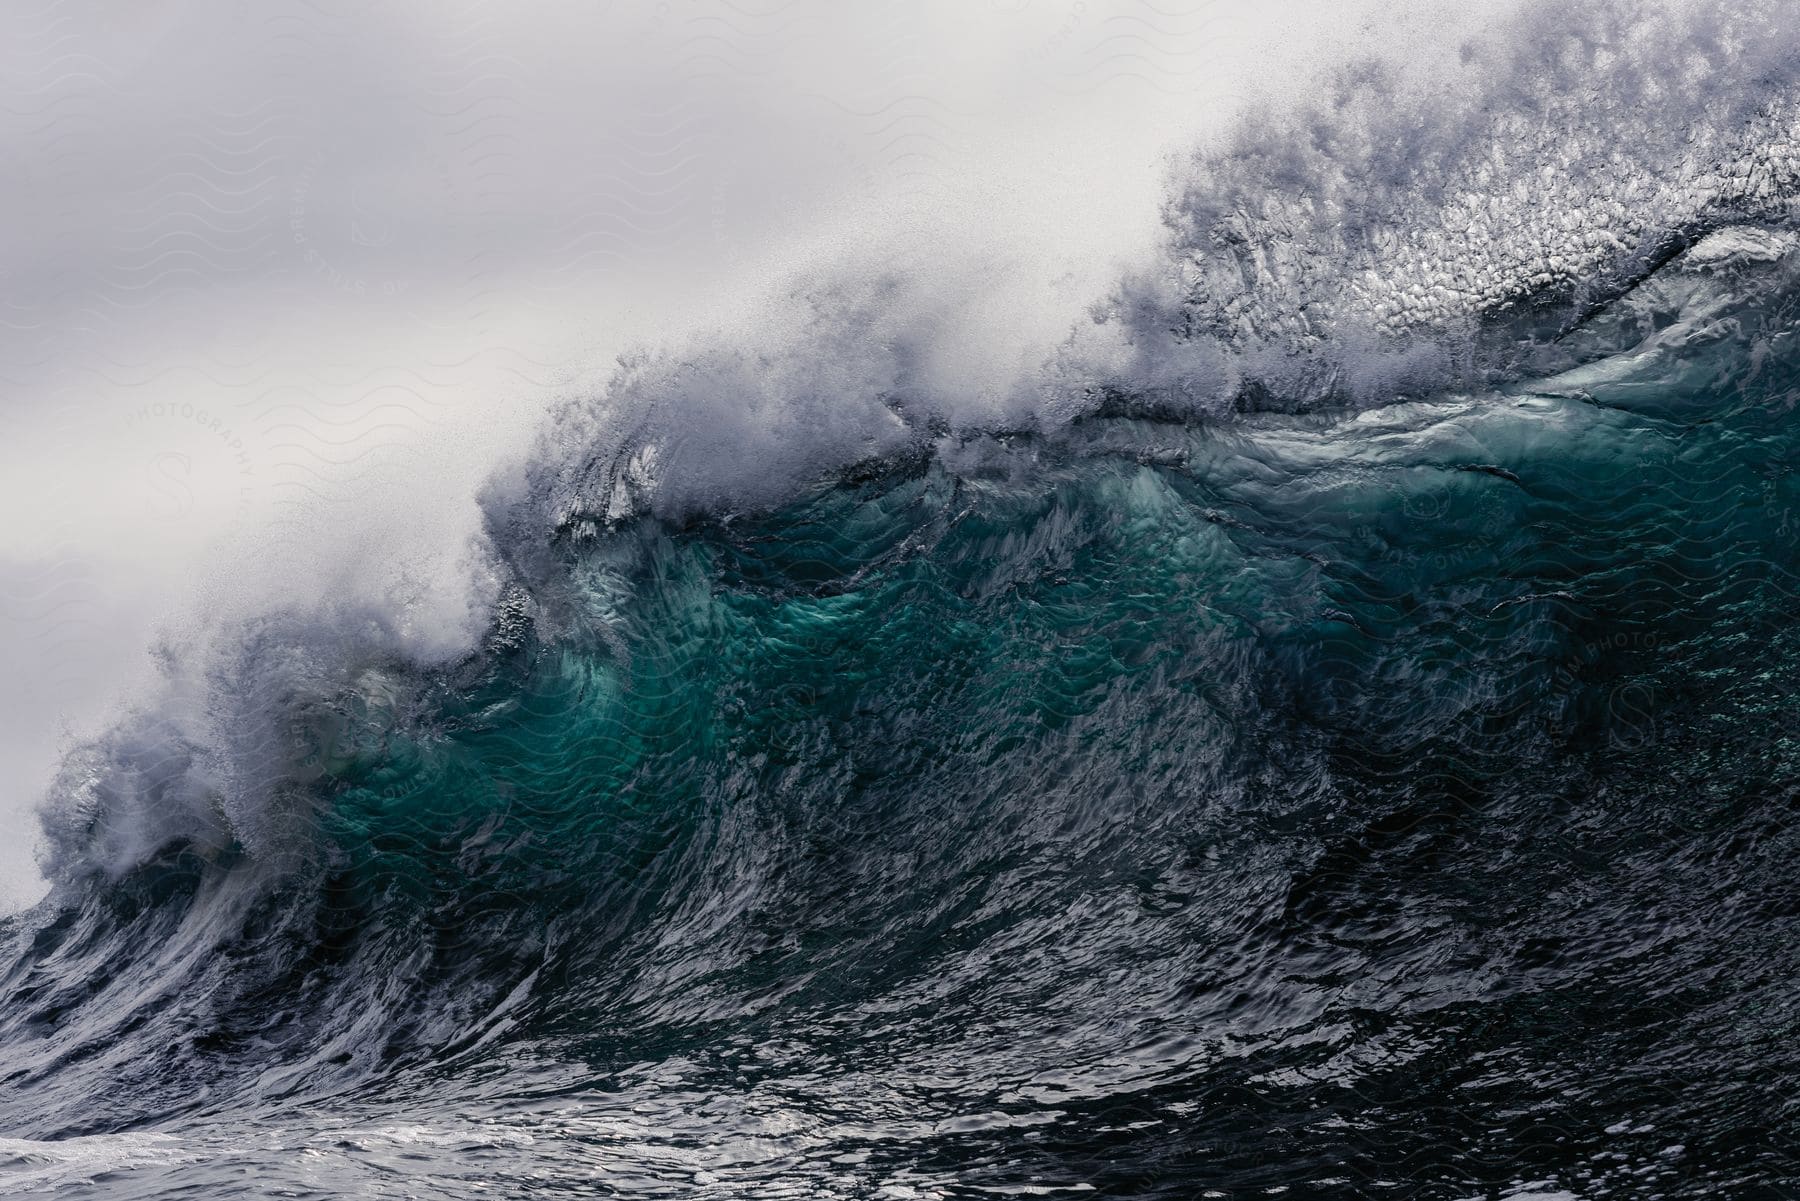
8 3 1800 1197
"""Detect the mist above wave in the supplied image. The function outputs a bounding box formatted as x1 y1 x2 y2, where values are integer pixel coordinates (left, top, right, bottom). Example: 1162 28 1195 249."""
32 0 1800 889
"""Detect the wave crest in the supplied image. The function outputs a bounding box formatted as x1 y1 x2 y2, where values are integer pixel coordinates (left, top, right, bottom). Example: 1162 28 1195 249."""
1103 0 1800 407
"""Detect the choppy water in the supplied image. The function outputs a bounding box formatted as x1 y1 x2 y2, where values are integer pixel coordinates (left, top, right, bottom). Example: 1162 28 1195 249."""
10 3 1800 1197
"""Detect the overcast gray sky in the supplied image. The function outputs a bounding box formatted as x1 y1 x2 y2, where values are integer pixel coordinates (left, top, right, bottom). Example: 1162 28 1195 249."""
0 0 1515 909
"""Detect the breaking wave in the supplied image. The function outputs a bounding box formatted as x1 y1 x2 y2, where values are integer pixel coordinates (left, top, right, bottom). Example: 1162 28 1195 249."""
7 2 1800 1196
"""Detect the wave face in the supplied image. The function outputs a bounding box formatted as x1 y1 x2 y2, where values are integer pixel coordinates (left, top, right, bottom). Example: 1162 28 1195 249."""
10 5 1800 1199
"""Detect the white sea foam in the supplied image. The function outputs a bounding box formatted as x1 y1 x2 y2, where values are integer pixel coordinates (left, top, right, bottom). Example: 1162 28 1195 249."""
0 1133 195 1195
